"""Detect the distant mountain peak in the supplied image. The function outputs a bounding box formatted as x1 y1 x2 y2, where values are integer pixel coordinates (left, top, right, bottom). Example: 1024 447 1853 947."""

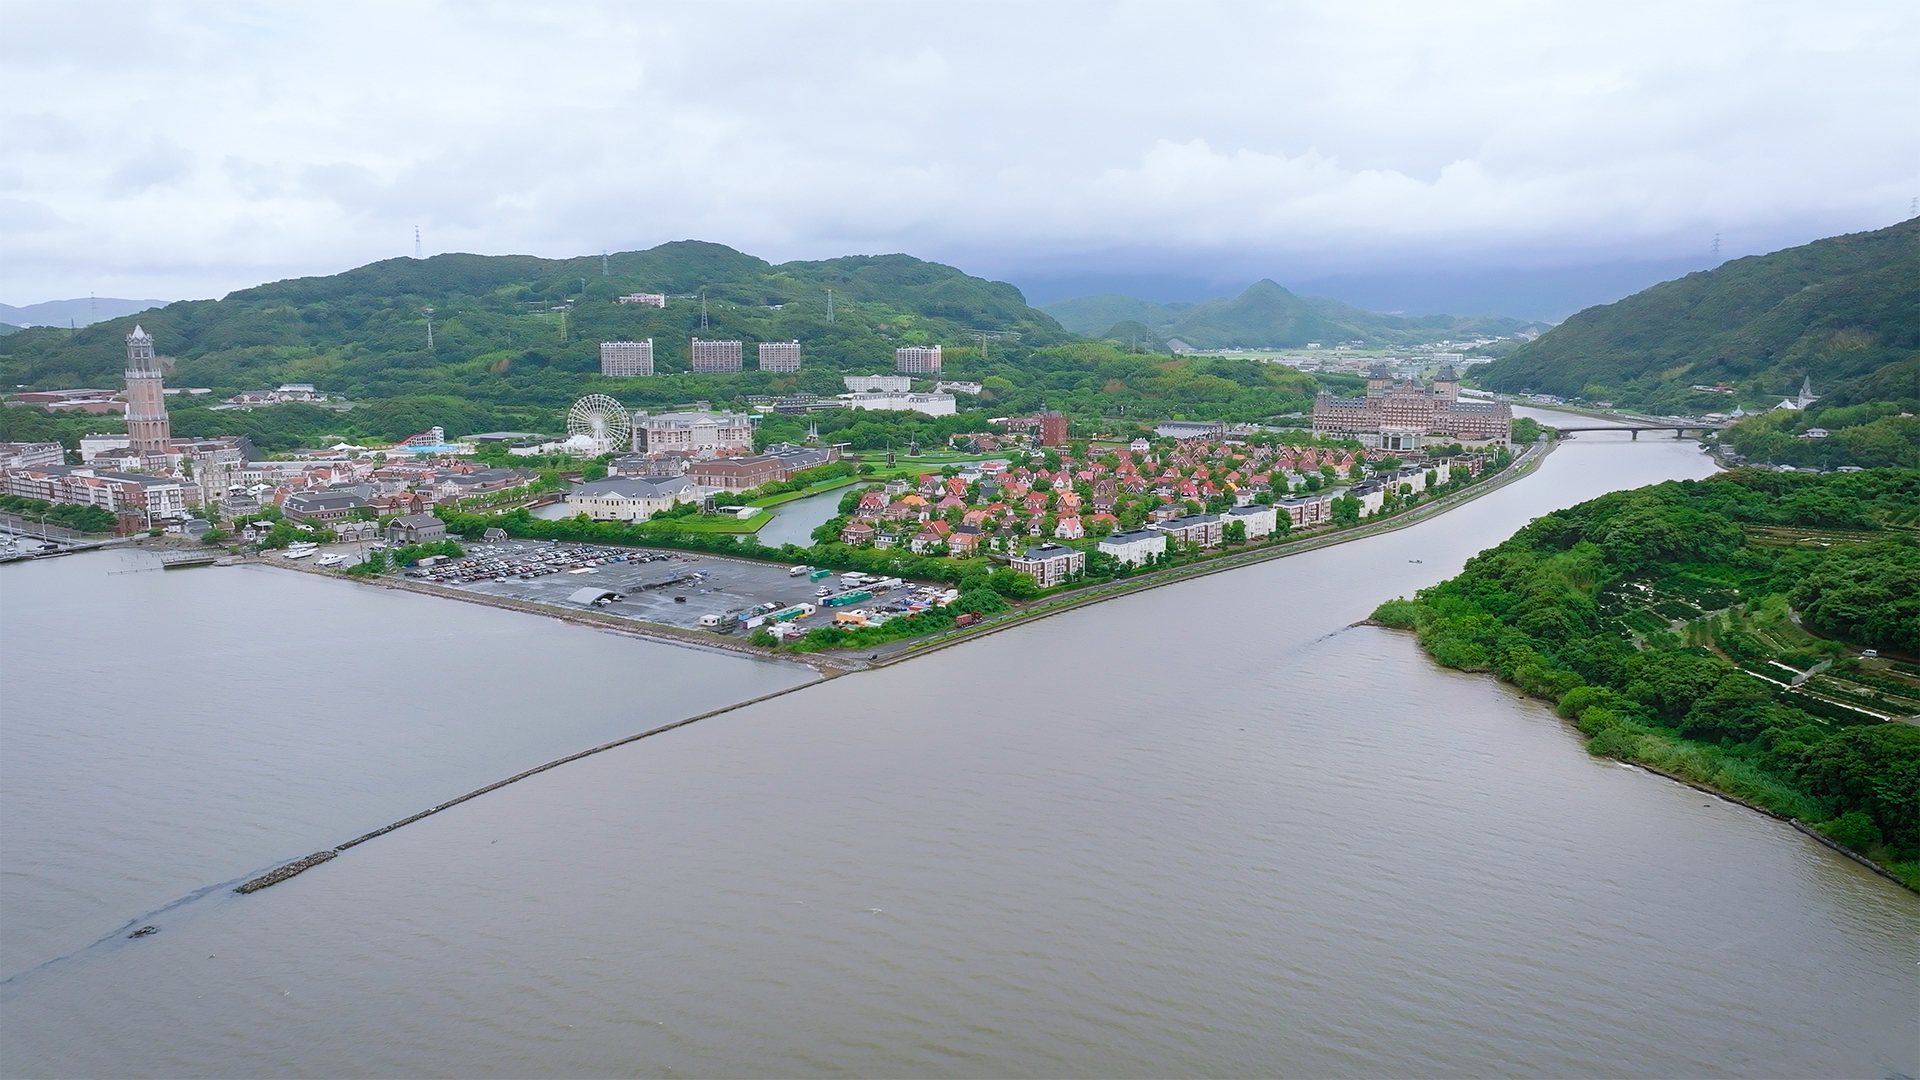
0 297 170 329
1041 279 1531 348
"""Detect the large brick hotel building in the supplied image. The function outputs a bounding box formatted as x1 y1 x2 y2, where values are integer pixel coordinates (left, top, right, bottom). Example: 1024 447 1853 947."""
1311 365 1510 451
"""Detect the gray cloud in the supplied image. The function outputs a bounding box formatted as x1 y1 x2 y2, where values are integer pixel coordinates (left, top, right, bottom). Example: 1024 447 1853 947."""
104 137 196 197
2 0 1915 308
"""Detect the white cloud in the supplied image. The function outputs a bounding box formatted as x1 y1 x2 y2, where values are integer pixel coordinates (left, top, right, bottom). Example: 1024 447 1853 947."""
1 0 1915 302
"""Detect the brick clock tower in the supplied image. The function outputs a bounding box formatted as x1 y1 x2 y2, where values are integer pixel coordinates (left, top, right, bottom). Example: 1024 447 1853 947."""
124 325 171 452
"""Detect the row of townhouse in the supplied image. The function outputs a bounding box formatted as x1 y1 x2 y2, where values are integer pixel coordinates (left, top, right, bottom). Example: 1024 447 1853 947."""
0 442 64 470
2 465 193 522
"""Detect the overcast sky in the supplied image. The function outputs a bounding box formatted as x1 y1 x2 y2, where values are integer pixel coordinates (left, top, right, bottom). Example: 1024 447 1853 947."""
4 0 1916 318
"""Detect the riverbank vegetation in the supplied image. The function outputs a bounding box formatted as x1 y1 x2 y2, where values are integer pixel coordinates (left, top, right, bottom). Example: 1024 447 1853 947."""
1373 468 1920 886
1724 407 1919 470
347 539 465 576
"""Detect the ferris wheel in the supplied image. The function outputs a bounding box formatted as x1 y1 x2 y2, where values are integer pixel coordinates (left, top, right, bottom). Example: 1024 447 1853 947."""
567 394 631 454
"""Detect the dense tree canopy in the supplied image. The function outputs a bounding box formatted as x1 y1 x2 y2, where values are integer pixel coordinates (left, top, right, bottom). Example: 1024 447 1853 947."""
1374 467 1920 884
1 242 1349 450
1478 218 1920 416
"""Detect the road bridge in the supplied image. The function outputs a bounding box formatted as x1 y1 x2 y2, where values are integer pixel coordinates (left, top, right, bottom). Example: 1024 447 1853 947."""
1553 423 1723 440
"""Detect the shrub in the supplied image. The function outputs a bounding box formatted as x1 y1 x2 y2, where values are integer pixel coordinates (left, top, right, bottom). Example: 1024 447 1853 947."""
1822 810 1884 851
1371 599 1420 629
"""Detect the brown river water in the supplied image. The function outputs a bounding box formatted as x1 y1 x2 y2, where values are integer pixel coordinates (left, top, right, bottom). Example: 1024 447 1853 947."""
2 415 1914 1077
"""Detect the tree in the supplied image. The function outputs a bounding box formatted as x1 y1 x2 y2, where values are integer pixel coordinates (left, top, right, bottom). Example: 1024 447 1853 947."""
986 567 1039 598
1224 520 1247 544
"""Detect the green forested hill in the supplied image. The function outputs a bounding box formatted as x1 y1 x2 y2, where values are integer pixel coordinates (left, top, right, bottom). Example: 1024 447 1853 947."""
1478 218 1920 411
0 241 1067 394
0 242 1071 442
0 242 1337 448
1043 280 1538 348
1375 468 1920 886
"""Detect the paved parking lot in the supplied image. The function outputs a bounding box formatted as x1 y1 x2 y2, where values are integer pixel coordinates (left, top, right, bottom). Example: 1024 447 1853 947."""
430 541 839 633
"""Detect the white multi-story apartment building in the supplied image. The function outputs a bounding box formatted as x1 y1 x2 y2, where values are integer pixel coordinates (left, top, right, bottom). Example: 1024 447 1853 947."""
630 409 755 453
844 374 912 393
1152 513 1224 548
757 340 802 372
689 338 744 373
1011 542 1084 588
600 340 655 377
1225 503 1280 539
1097 528 1167 567
895 345 941 375
616 293 667 307
1276 493 1332 529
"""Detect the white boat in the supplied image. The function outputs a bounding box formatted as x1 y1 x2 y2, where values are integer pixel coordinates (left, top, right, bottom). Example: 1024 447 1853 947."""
283 547 316 560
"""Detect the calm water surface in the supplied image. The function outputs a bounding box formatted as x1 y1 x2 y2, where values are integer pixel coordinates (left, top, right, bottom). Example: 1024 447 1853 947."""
2 424 1914 1078
755 486 851 548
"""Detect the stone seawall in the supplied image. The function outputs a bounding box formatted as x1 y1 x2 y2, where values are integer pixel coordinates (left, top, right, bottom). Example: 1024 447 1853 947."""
232 682 825 895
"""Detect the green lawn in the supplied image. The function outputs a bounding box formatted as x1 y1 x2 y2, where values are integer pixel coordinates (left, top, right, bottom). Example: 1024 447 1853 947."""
746 478 862 508
640 511 773 534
